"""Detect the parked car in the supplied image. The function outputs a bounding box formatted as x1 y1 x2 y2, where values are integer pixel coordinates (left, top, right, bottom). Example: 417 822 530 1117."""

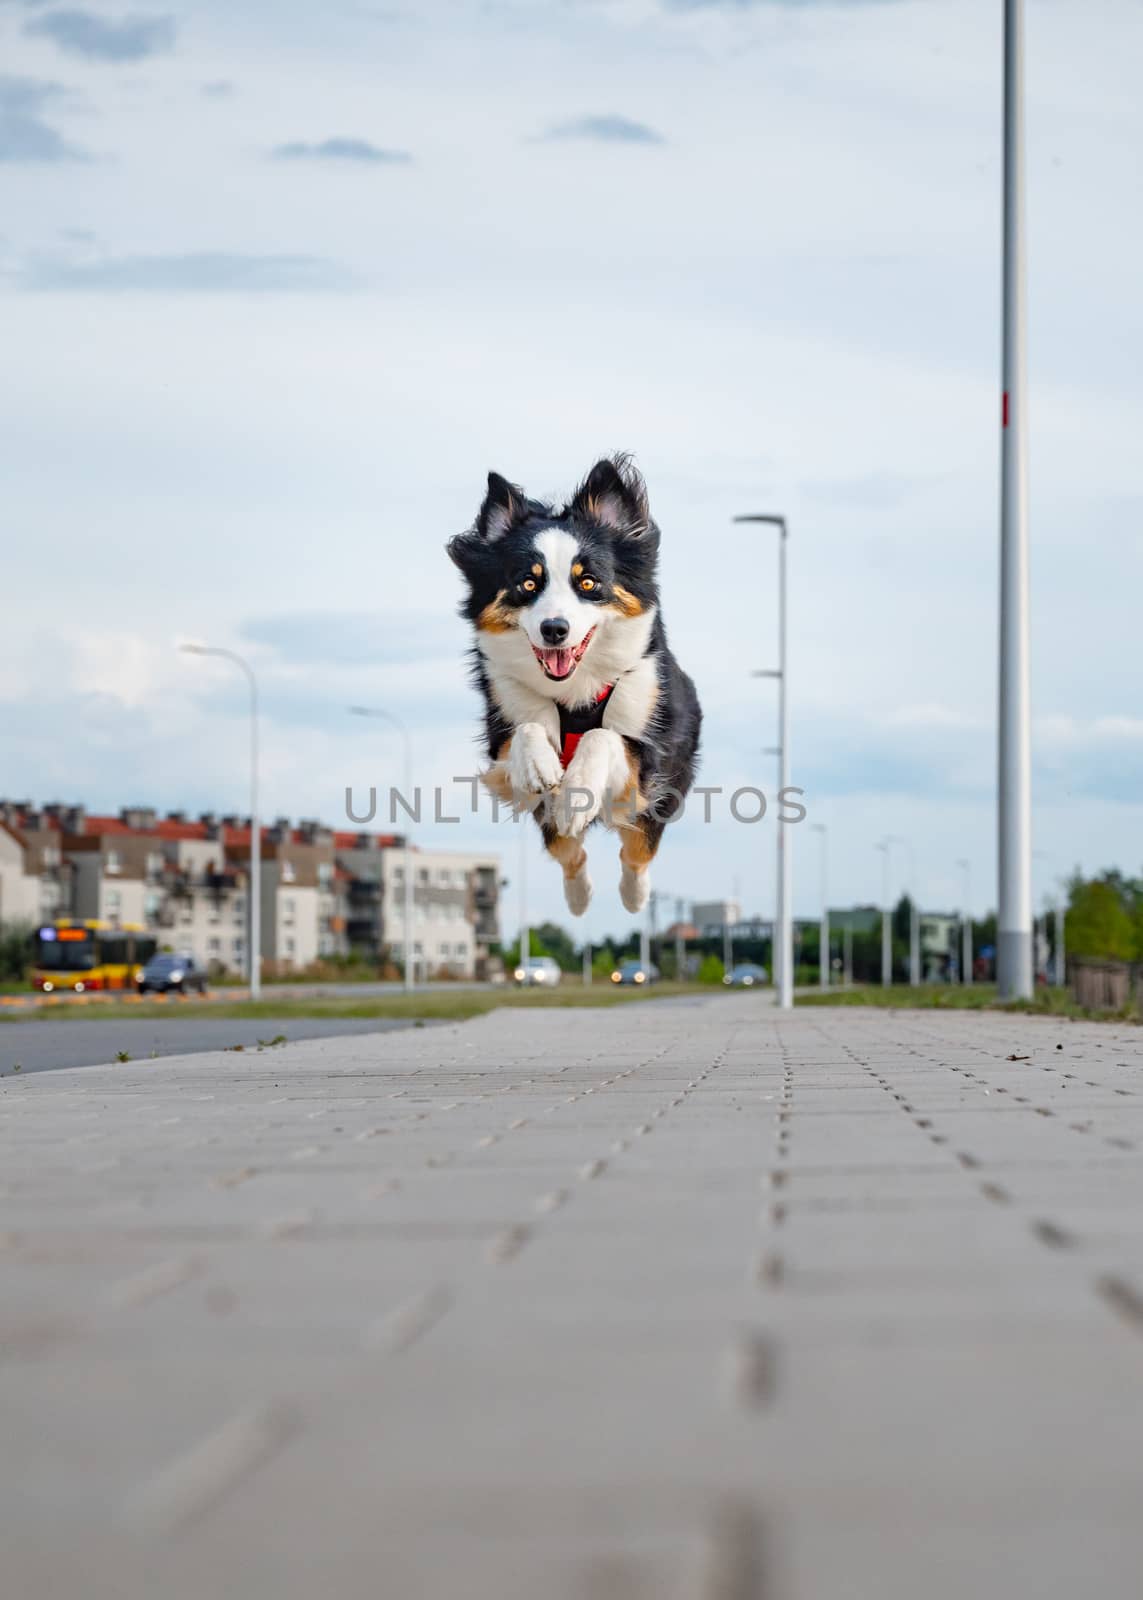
137 953 209 995
724 962 768 988
513 956 562 988
610 958 659 986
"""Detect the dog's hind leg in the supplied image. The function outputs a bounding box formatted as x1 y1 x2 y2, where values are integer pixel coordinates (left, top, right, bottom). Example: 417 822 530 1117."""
544 826 592 917
617 816 663 914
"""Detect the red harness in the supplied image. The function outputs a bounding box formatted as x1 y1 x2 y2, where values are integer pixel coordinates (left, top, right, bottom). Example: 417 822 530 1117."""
558 684 615 768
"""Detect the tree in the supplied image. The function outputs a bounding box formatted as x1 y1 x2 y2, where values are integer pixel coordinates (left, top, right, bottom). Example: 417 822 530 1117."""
502 929 553 966
0 921 33 985
1066 878 1134 962
533 922 578 972
591 944 616 979
697 953 725 985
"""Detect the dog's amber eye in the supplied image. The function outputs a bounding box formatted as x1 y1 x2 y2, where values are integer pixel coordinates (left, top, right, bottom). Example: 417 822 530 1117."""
580 577 596 592
522 578 536 592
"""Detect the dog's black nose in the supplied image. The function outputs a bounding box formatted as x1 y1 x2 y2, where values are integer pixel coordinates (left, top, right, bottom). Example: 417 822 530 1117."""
540 618 570 646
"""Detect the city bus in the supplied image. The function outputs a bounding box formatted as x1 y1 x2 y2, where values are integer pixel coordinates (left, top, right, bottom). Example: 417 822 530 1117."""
32 920 159 994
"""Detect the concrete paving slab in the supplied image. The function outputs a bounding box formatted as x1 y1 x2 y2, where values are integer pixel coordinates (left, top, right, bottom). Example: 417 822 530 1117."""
2 994 1142 1599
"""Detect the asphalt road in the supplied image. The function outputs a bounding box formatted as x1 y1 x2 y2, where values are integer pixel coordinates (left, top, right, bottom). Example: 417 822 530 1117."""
0 1015 432 1075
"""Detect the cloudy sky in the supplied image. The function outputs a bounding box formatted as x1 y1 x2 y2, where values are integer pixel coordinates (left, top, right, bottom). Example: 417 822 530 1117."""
2 0 1141 938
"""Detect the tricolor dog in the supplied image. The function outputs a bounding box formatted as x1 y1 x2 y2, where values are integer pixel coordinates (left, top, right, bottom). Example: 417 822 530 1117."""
447 455 701 916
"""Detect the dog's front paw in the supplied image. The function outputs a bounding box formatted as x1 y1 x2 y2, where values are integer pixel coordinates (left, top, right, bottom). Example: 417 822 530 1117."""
508 723 563 802
556 777 603 838
558 729 626 838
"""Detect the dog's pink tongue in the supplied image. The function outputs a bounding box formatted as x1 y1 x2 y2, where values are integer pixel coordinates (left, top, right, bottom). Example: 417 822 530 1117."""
548 648 574 677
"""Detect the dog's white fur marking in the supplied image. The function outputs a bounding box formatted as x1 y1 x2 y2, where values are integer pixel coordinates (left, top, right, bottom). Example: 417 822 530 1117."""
507 721 563 801
602 652 659 741
558 727 630 838
525 529 596 651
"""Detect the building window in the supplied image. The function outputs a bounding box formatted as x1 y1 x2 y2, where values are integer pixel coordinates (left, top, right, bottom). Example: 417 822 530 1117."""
318 862 333 890
105 850 121 875
283 897 295 924
233 896 245 921
105 889 122 918
285 937 296 958
281 860 296 884
209 937 221 955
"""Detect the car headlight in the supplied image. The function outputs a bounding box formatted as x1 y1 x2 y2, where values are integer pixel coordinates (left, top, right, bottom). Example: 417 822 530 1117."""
134 969 144 982
743 975 754 986
43 981 54 993
169 970 183 983
723 975 731 984
514 968 525 981
74 982 85 992
610 971 621 983
634 971 645 984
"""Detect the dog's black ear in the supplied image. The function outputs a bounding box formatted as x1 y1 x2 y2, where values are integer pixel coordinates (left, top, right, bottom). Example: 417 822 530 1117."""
569 454 651 537
477 471 527 542
447 471 528 572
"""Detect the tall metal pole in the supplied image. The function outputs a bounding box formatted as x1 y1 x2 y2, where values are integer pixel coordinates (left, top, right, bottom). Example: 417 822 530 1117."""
844 924 853 988
998 0 1033 999
877 839 893 987
1056 898 1066 988
350 707 415 993
777 527 791 1007
583 942 592 987
519 820 529 976
675 896 686 984
181 645 261 1000
957 858 973 986
738 514 792 1010
722 914 733 978
249 670 260 1000
812 822 828 988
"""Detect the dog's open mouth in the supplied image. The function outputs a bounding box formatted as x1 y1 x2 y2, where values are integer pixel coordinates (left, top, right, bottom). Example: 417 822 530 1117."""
532 627 596 682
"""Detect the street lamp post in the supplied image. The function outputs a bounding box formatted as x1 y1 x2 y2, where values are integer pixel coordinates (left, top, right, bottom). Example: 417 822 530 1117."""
876 837 898 987
738 513 791 1010
181 645 261 1000
349 706 415 993
998 0 1033 999
957 858 973 986
811 822 828 989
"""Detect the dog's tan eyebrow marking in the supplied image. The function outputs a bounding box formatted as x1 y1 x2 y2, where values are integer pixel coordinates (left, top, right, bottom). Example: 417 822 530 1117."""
571 561 584 577
610 584 643 618
531 563 543 577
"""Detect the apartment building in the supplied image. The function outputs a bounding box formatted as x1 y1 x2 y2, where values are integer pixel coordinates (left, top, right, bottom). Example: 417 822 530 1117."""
0 801 501 980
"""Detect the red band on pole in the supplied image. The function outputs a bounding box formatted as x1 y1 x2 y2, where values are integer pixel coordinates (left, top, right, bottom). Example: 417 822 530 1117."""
1002 391 1010 428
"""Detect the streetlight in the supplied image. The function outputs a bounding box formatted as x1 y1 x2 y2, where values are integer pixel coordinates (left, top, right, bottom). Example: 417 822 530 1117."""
876 836 899 987
349 706 415 993
956 858 973 987
738 512 791 1010
998 0 1033 999
180 644 261 1000
811 822 829 989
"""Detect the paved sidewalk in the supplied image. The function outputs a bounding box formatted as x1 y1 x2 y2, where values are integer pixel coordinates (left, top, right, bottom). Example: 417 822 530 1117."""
2 995 1142 1599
